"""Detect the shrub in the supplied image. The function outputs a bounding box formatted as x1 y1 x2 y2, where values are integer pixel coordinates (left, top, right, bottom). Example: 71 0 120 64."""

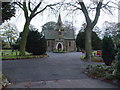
102 36 115 66
114 48 119 55
114 50 120 80
26 30 47 55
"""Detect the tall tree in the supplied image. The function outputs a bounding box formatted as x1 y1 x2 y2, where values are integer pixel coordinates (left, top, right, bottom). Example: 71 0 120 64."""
1 23 19 48
76 31 101 50
42 21 57 31
63 0 118 60
103 21 120 48
15 0 60 56
1 2 16 23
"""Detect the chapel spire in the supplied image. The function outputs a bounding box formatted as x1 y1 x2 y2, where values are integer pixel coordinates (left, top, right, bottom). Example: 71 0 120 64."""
57 13 62 30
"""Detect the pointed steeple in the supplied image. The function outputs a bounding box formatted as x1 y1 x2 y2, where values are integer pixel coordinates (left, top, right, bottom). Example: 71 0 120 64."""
57 13 62 30
57 13 62 25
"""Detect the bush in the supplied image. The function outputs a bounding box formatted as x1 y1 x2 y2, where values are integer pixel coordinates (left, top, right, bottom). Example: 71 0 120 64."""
102 36 115 66
26 25 47 55
12 25 47 55
26 30 47 55
114 48 119 56
114 50 120 80
87 65 114 79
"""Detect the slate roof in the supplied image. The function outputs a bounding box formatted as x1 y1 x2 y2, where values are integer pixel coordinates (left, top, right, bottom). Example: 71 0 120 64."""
44 29 75 40
44 30 57 39
44 13 75 40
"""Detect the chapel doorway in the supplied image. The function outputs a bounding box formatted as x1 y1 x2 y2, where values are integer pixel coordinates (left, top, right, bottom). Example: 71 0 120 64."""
58 43 62 50
56 42 63 51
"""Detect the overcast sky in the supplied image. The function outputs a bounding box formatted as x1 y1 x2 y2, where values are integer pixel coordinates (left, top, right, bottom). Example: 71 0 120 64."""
2 0 119 35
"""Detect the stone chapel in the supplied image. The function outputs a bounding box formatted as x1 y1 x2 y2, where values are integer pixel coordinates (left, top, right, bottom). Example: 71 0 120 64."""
44 14 76 52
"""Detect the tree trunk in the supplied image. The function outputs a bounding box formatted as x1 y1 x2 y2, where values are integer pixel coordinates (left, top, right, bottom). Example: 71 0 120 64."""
19 20 30 56
85 26 92 60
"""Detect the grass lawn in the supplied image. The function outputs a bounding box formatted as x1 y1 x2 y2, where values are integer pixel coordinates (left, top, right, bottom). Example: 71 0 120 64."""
80 56 103 62
1 50 29 56
80 51 103 62
53 50 67 53
1 50 48 60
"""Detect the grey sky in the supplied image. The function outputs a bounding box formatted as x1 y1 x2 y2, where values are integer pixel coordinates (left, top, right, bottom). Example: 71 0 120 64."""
2 0 119 35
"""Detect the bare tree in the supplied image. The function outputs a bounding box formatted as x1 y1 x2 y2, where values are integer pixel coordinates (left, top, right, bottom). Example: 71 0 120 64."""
103 21 120 48
15 0 60 56
63 0 119 60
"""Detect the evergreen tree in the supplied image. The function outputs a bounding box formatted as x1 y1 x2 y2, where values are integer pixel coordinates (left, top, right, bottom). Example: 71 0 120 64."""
102 36 115 66
26 26 47 55
13 26 47 55
2 2 16 22
114 50 120 79
76 31 85 51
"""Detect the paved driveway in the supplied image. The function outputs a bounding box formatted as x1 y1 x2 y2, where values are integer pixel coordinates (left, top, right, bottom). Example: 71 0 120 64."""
3 52 88 83
2 52 118 88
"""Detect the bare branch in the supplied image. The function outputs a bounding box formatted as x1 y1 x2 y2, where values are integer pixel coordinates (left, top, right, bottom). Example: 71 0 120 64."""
92 0 103 28
29 0 43 19
32 3 60 18
102 1 110 8
15 2 24 10
86 3 96 10
32 0 43 13
28 0 32 12
78 0 91 25
65 3 82 10
104 6 113 15
111 1 119 6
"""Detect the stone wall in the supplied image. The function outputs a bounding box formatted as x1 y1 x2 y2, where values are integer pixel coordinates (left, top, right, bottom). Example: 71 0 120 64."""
47 40 55 52
47 39 76 52
65 40 76 52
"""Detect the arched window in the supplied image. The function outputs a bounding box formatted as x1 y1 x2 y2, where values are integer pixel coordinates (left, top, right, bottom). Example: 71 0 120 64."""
69 41 71 47
48 41 50 47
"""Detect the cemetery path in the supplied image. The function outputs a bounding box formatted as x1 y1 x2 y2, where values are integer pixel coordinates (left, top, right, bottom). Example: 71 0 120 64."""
2 52 118 88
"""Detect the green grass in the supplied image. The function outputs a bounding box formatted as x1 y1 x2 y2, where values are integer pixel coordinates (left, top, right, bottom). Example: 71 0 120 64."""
0 74 2 81
2 55 31 59
80 56 84 59
80 56 102 60
53 50 67 53
92 51 97 56
92 57 103 62
2 55 48 59
80 51 103 62
92 56 102 60
1 50 29 56
1 50 48 60
80 56 103 62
